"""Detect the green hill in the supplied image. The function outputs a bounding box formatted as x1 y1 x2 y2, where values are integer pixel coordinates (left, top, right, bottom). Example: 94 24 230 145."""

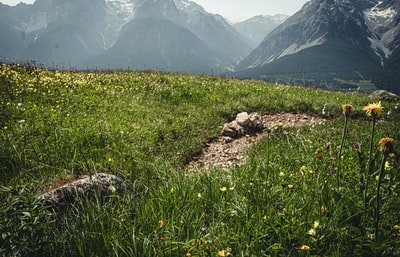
1 64 399 256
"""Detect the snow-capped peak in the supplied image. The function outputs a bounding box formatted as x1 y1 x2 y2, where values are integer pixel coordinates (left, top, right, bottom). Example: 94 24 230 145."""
106 0 135 17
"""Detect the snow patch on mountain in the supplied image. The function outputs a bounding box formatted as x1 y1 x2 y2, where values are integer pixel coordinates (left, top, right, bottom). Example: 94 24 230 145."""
17 11 48 35
253 35 327 67
106 0 135 20
174 0 205 13
364 1 398 65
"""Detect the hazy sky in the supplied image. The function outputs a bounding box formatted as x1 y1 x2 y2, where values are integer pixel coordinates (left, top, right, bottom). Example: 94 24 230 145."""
0 0 309 22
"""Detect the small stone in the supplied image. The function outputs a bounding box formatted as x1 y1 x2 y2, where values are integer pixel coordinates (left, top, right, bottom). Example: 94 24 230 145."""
236 112 250 126
221 121 245 138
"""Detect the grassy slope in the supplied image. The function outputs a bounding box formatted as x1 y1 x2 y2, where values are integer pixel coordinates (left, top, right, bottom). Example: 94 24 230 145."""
1 64 400 256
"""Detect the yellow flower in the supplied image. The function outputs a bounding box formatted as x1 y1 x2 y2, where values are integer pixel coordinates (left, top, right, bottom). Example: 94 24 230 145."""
288 184 294 189
363 102 383 117
299 245 311 251
220 187 227 192
307 228 316 236
385 161 392 171
186 252 191 257
394 225 400 230
342 104 353 116
378 137 395 155
158 220 165 228
218 250 227 257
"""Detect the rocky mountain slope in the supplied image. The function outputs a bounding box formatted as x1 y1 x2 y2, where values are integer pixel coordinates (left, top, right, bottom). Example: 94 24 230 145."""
235 0 400 93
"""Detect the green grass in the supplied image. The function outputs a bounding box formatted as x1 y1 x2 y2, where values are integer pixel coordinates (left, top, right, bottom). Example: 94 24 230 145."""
1 63 400 256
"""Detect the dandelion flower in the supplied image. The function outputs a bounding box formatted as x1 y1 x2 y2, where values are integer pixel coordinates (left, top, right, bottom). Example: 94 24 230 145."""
299 245 311 251
394 225 400 230
378 137 394 156
220 187 227 192
288 184 294 189
363 102 383 117
385 161 392 171
313 221 320 229
158 220 165 228
218 250 227 257
342 104 353 116
307 228 317 236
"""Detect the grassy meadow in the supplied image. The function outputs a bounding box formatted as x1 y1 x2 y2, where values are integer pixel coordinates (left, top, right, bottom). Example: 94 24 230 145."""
1 63 400 256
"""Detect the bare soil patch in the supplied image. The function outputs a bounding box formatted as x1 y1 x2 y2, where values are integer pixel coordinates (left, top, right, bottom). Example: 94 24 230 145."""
187 112 327 170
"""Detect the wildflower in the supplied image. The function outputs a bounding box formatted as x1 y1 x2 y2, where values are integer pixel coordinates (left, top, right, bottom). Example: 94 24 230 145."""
326 143 330 151
315 148 322 159
218 250 227 256
394 225 400 230
363 102 383 117
288 184 294 189
19 119 26 129
218 248 232 256
385 161 392 171
342 104 353 116
220 187 227 192
368 233 376 240
378 137 395 156
300 165 307 173
354 142 361 149
158 220 165 228
229 186 235 191
186 253 191 257
313 221 320 229
279 171 285 177
197 193 202 198
307 228 316 236
299 245 310 251
321 206 326 213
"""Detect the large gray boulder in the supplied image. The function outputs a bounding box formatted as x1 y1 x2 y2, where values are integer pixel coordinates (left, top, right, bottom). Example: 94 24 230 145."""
39 173 126 209
369 90 400 101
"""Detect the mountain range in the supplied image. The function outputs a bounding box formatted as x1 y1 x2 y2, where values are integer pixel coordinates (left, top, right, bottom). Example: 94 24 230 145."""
0 0 253 74
235 0 400 93
0 0 399 93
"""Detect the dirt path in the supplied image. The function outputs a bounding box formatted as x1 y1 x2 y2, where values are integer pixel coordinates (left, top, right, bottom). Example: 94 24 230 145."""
187 113 327 170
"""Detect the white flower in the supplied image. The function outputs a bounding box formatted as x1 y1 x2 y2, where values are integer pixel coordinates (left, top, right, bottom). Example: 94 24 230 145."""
19 119 26 129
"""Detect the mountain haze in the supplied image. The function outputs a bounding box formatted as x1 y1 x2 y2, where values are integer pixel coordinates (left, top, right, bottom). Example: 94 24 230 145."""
0 0 251 73
234 14 289 47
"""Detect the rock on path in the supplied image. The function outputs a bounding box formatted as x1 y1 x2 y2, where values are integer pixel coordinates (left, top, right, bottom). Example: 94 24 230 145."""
188 112 326 170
